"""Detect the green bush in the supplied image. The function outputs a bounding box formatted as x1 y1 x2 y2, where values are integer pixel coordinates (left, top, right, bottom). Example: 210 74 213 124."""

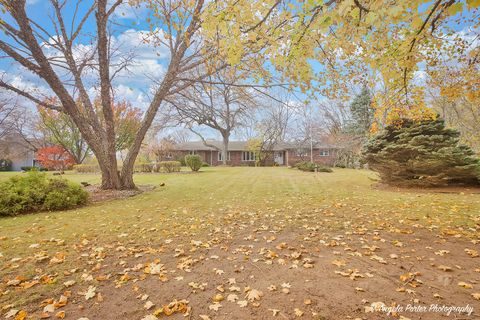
185 155 202 172
296 161 316 172
21 166 47 171
43 179 89 210
296 162 333 172
363 117 480 186
176 157 186 166
159 161 181 173
0 171 88 216
0 159 12 171
73 164 100 173
202 162 210 167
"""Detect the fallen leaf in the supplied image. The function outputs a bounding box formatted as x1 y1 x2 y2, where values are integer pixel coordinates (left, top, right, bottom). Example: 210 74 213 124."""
208 303 222 311
85 286 96 300
458 282 473 289
245 289 263 302
294 308 304 317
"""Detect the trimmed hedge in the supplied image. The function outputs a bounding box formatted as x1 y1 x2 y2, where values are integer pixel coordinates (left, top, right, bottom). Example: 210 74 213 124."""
0 171 88 216
185 155 202 172
73 164 100 173
135 163 153 173
296 161 333 173
159 161 181 173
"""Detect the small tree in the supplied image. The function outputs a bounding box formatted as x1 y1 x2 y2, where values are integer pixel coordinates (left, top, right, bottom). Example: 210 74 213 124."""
363 118 480 187
345 87 374 137
185 155 202 172
246 138 264 167
36 146 76 171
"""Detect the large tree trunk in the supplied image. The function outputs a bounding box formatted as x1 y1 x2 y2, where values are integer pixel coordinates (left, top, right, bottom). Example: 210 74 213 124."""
221 134 229 165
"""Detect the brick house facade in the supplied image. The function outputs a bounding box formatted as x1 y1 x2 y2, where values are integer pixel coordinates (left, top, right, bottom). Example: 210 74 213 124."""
174 141 339 166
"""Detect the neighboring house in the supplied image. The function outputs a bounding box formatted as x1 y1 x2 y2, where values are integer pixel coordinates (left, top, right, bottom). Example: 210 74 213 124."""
174 140 340 166
10 149 37 171
0 133 40 171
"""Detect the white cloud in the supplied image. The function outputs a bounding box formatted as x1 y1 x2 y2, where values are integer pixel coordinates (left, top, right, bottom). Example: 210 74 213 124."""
1 27 172 113
113 84 150 109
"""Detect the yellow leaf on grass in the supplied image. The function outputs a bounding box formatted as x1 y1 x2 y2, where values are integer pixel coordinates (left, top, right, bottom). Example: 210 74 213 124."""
14 310 27 320
458 282 473 289
437 265 452 272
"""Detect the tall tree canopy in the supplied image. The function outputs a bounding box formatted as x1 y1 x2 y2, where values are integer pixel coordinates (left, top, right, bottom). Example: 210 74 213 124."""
0 0 478 188
346 87 373 136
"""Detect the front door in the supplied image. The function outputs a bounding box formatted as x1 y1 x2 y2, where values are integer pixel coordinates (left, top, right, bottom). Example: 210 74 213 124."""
274 151 284 165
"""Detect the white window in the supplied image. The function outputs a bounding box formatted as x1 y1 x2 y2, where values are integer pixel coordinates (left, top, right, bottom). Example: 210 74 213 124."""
242 151 255 161
218 151 231 161
189 150 197 155
319 149 330 156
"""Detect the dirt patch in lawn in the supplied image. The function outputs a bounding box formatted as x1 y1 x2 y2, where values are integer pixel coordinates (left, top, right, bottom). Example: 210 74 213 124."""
85 184 157 202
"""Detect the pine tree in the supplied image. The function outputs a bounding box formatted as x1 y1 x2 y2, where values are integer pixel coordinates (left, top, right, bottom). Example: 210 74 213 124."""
347 87 374 136
363 118 480 187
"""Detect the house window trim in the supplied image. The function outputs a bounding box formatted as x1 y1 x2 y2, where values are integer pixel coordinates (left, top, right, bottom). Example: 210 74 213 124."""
241 151 255 161
218 151 231 161
319 149 330 157
189 150 197 155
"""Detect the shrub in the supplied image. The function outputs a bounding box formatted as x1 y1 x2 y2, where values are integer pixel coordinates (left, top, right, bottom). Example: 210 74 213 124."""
73 164 100 173
202 162 210 167
363 117 480 187
317 165 333 173
43 179 89 211
36 146 76 170
185 155 202 172
0 171 88 216
159 161 181 173
134 163 153 173
0 159 12 171
176 157 186 166
21 166 47 171
296 162 333 172
296 161 316 172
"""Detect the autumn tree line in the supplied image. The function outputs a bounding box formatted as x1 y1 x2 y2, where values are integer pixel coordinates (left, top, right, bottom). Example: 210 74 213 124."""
0 0 478 189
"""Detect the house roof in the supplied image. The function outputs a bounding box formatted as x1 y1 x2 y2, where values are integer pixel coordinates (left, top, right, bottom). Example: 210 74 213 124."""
174 140 340 151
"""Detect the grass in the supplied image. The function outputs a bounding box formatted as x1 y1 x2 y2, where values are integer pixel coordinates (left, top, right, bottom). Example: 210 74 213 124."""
1 167 479 241
1 167 479 317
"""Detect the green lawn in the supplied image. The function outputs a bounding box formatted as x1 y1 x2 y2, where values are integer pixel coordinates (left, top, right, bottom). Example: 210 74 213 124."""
1 167 479 319
1 167 478 256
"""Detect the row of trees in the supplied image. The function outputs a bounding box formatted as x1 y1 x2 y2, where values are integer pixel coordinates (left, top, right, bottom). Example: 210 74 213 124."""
0 0 477 189
0 98 142 164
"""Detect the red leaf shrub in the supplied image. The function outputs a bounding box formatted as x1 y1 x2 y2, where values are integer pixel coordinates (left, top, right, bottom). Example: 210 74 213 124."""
36 146 76 170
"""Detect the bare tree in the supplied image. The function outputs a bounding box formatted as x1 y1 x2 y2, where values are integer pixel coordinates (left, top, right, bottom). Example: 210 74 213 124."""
0 0 228 189
0 99 16 141
11 106 49 152
170 129 192 144
168 70 258 165
244 98 294 165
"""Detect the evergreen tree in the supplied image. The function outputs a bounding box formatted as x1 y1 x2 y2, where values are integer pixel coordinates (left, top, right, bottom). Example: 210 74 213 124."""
347 87 374 136
363 118 480 187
